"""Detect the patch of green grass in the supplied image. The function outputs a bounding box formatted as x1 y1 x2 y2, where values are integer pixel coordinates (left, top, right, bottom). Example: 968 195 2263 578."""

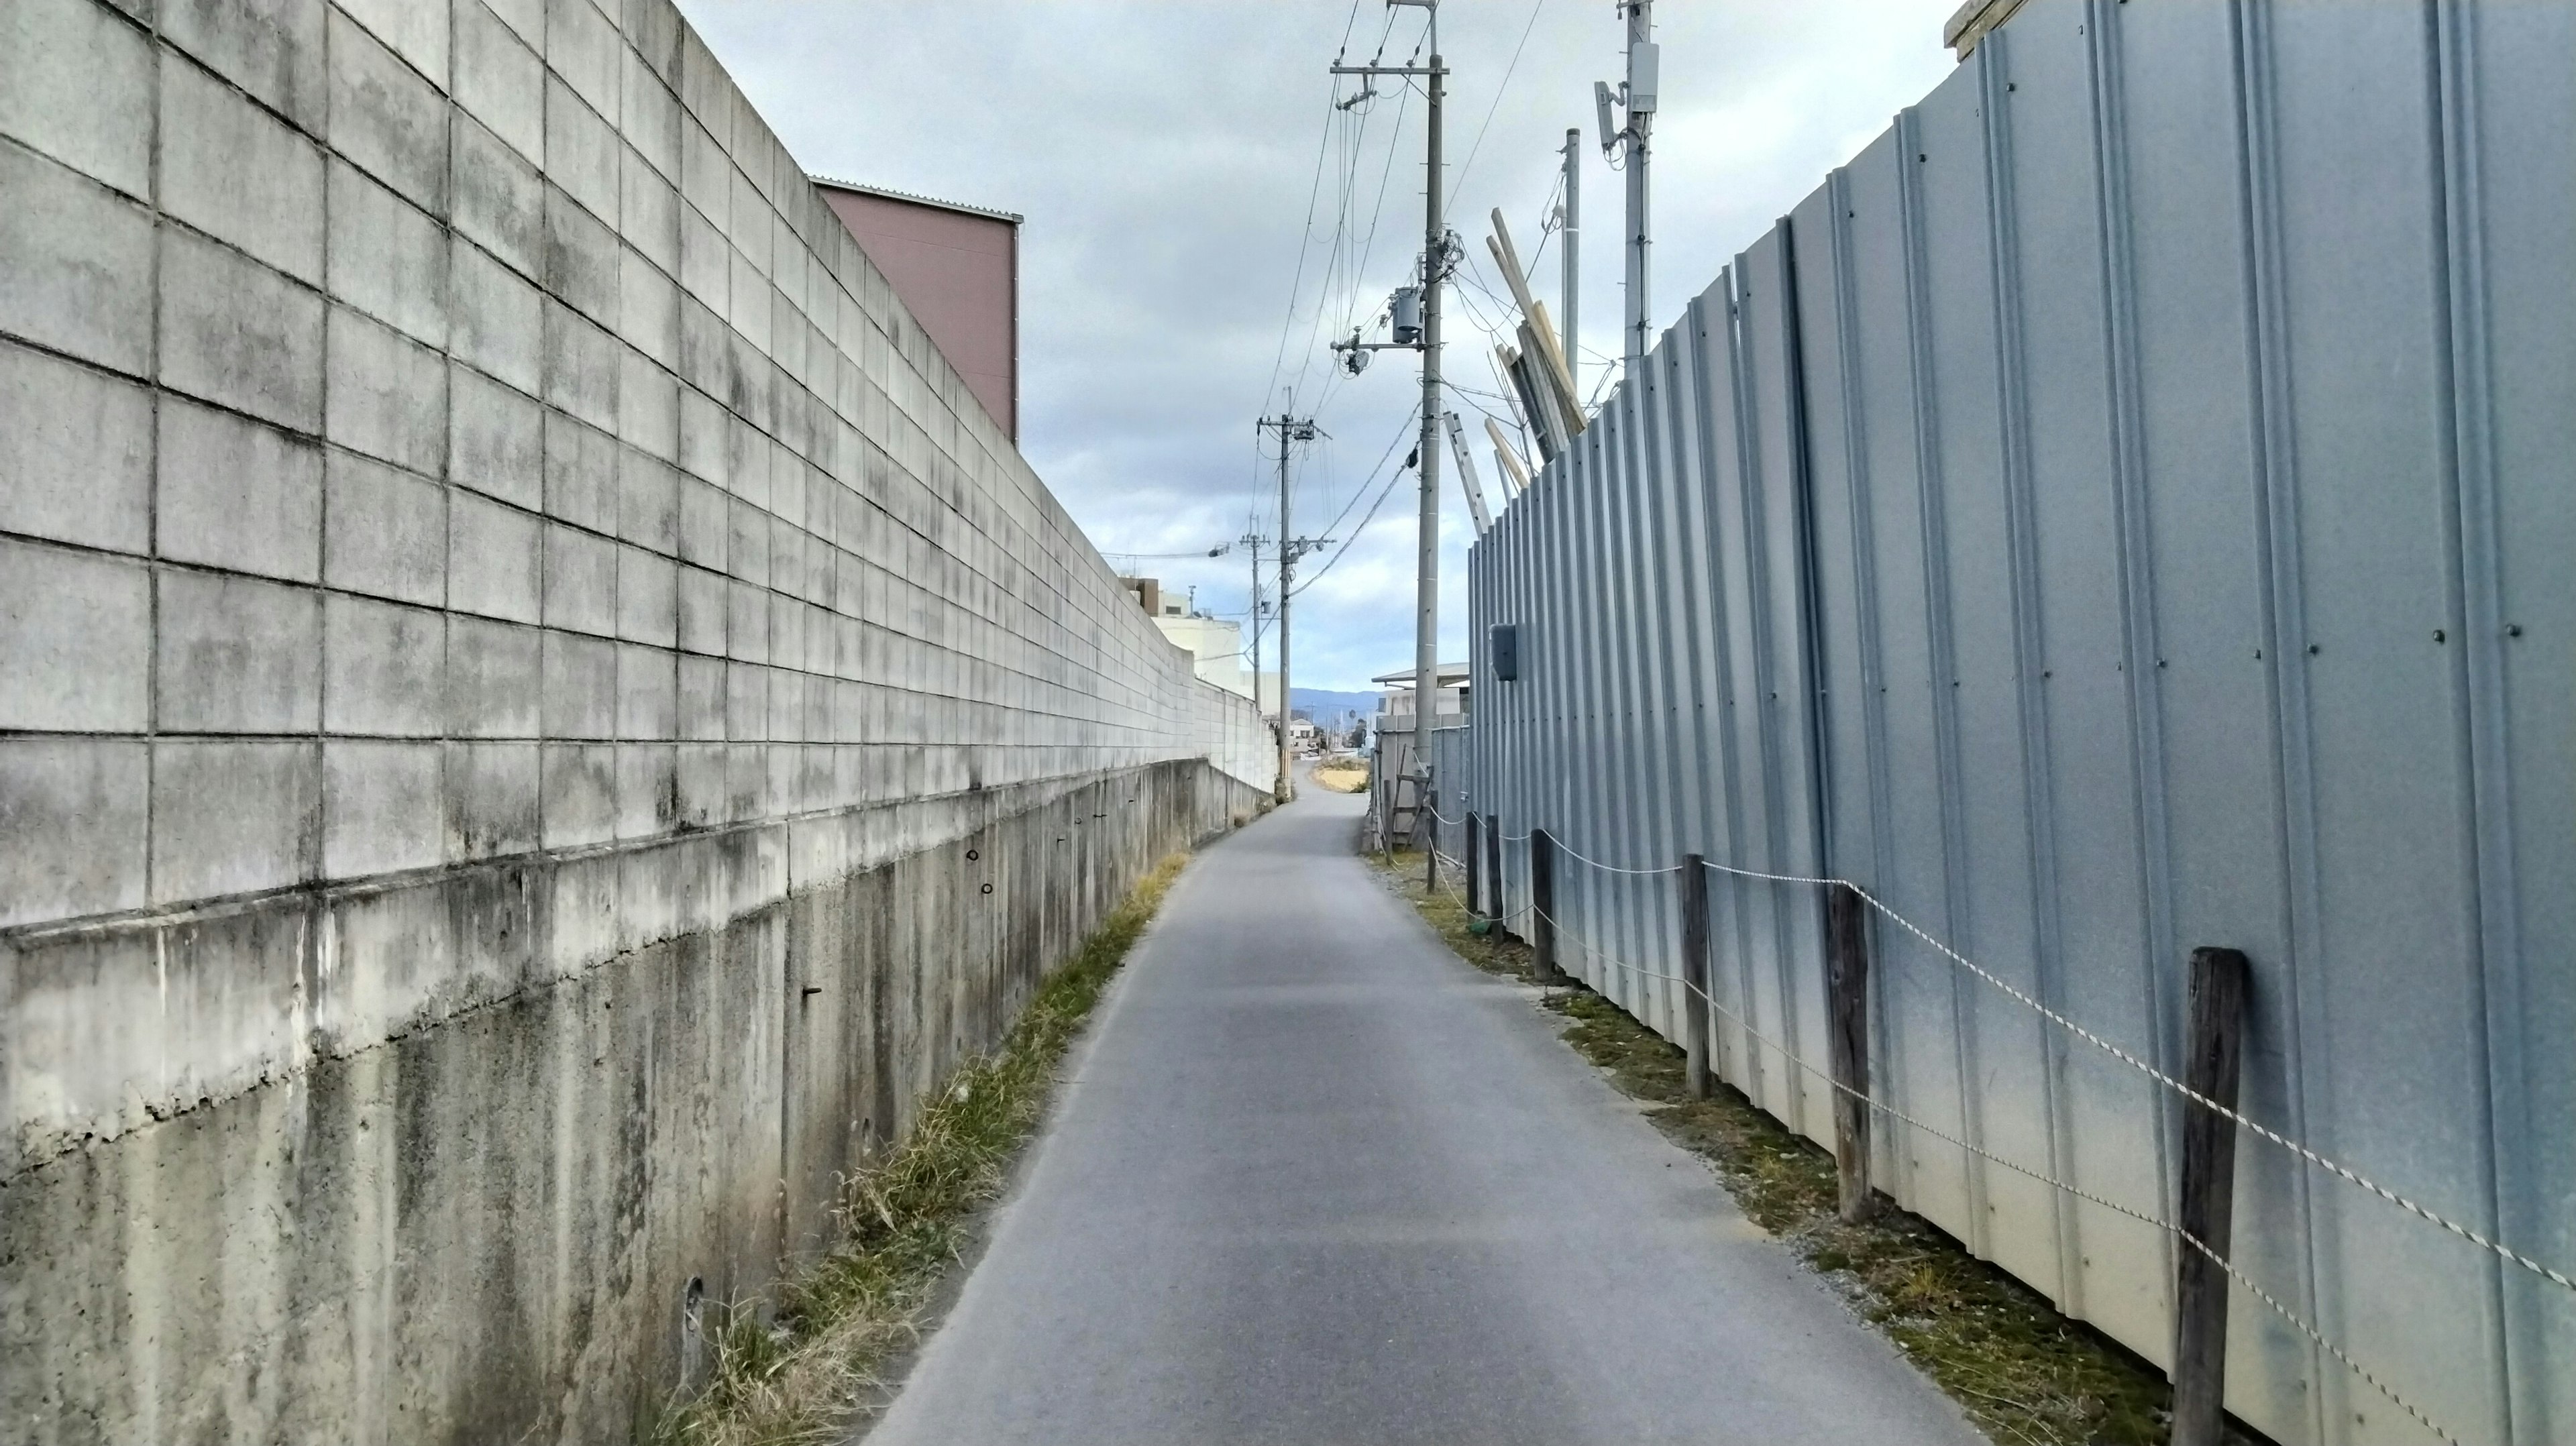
649 851 1192 1446
1364 844 2204 1446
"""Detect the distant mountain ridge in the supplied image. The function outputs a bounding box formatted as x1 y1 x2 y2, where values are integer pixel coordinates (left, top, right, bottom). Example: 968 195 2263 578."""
1290 687 1378 733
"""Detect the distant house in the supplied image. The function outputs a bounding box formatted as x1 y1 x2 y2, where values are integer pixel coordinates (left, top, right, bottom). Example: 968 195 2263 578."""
1371 661 1471 736
1123 576 1258 702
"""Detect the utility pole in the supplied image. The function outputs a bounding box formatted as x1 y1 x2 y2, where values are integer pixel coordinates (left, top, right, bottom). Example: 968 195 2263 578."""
1560 127 1579 383
1238 530 1266 725
1596 1 1655 372
1258 414 1320 803
1332 0 1448 812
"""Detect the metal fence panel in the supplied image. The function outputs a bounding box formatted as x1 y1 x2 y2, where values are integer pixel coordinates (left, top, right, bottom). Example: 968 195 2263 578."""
1457 1 2573 1440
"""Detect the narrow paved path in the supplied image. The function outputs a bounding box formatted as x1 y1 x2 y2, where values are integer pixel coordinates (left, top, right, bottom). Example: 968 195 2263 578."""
865 777 1981 1446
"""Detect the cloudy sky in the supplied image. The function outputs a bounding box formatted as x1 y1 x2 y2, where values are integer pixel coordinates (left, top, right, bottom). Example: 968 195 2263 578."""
679 1 1962 690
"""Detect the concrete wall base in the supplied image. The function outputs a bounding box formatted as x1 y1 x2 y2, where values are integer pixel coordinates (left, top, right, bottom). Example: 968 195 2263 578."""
0 758 1264 1446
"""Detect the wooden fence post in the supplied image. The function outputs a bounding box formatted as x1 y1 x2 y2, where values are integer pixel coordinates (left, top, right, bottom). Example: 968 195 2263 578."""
1421 769 1438 889
1485 815 1503 930
1464 811 1483 915
1530 830 1560 984
2171 946 2250 1446
1680 854 1713 1099
1824 883 1875 1223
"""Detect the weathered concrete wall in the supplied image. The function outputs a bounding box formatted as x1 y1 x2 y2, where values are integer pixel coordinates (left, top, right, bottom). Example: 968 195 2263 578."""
0 0 1269 1440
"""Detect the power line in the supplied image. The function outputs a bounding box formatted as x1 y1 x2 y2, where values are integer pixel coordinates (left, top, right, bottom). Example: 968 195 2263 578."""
1445 0 1549 209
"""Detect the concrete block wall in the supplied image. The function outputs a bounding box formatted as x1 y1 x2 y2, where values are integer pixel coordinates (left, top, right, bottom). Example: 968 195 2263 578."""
0 1 1271 1440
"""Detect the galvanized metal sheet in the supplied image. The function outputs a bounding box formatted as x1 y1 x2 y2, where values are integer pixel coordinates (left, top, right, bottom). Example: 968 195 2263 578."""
1462 1 2571 1440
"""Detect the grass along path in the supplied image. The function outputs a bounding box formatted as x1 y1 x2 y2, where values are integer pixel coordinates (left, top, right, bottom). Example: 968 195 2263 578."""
1362 846 2249 1446
651 851 1193 1446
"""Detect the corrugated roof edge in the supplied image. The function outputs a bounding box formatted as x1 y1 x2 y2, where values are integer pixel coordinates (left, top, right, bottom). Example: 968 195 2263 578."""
810 174 1024 225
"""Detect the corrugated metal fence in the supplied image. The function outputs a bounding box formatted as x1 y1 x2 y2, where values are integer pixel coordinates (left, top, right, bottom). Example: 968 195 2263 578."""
1450 3 2573 1442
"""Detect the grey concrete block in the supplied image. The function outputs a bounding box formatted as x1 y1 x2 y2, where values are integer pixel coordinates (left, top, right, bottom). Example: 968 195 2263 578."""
149 738 320 902
0 142 154 376
545 0 619 122
768 592 805 676
544 75 619 225
441 739 539 859
771 212 806 316
676 292 731 404
677 382 727 486
160 0 328 133
612 741 676 838
541 409 617 531
543 183 621 329
324 593 445 736
155 568 323 733
614 641 674 739
452 236 545 395
0 0 152 199
621 142 679 276
728 168 769 275
615 544 676 648
158 225 325 431
676 474 728 571
674 739 723 826
680 113 727 229
453 0 542 162
336 0 449 91
329 8 447 215
676 652 722 739
451 113 544 280
723 659 764 739
323 449 446 607
325 307 448 474
621 0 682 76
483 0 542 50
725 577 768 664
447 490 543 623
0 738 148 928
619 342 678 456
542 298 619 432
620 49 679 182
445 614 541 736
160 57 325 285
323 739 443 877
727 496 770 588
724 412 768 507
678 193 729 311
449 362 543 508
676 562 725 656
764 665 802 743
540 628 615 738
618 446 680 555
0 338 151 553
541 521 616 636
619 249 679 374
156 395 325 582
724 740 766 822
0 539 149 732
327 158 448 346
727 245 771 355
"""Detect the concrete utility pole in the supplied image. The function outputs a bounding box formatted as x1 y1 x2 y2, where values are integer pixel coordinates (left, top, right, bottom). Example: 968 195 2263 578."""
1560 127 1579 382
1597 1 1656 372
1332 0 1448 803
1238 530 1265 726
1259 415 1320 802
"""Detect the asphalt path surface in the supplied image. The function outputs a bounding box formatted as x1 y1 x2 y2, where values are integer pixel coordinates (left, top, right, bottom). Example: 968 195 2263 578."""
864 775 1983 1445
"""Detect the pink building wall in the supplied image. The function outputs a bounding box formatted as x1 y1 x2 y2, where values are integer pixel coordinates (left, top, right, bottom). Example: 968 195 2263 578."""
818 181 1020 440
